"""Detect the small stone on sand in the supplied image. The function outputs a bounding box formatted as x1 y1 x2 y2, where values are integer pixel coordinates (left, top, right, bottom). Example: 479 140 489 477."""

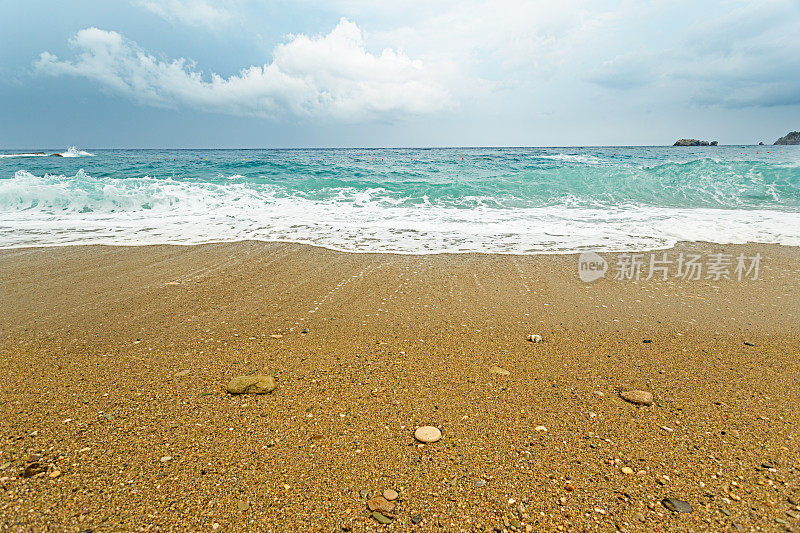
621 466 634 475
382 489 398 501
411 514 422 524
414 426 442 443
226 375 276 394
160 456 172 463
662 497 693 513
372 511 391 524
49 470 62 478
620 390 653 406
534 425 547 432
367 496 395 513
237 501 250 511
489 365 510 375
174 370 190 378
528 334 542 342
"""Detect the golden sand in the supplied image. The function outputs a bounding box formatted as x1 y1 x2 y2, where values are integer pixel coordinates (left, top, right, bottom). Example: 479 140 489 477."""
0 242 798 531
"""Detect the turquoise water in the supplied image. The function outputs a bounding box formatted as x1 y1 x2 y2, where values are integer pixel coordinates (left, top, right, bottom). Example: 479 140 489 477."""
1 146 799 253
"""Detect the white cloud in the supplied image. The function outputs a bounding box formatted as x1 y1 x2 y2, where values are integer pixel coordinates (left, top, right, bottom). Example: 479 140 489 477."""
34 20 453 120
587 0 800 107
133 0 233 29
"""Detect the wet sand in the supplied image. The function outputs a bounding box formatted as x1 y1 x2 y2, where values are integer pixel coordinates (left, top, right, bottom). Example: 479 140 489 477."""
0 241 799 532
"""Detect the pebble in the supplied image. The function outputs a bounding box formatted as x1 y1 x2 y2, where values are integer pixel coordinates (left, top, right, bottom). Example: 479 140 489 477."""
475 479 486 487
642 339 652 343
414 426 442 443
174 370 190 378
226 375 276 394
520 450 532 459
301 328 309 334
237 501 250 511
160 456 172 463
270 334 283 338
620 390 653 406
22 463 46 478
528 334 542 343
382 489 398 501
744 341 755 346
49 470 62 478
372 511 391 524
489 365 510 375
359 490 369 498
534 425 547 432
367 496 395 513
411 514 423 524
632 512 645 521
661 497 693 513
621 466 634 475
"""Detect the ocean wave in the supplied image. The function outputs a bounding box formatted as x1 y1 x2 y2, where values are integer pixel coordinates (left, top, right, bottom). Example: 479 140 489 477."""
59 147 94 157
1 169 799 253
537 153 605 165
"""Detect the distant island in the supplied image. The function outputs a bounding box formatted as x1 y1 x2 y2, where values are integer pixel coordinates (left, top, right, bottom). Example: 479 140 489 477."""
774 131 800 145
673 139 718 146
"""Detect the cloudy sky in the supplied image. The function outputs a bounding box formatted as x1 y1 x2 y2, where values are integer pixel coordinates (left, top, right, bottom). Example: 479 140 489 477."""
1 0 798 147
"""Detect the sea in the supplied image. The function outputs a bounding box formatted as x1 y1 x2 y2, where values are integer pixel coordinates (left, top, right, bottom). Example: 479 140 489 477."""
1 146 799 254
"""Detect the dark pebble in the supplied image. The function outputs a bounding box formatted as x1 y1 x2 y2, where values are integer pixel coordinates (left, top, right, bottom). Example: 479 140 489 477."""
301 328 309 334
411 514 423 524
662 497 693 513
643 339 652 343
744 341 755 346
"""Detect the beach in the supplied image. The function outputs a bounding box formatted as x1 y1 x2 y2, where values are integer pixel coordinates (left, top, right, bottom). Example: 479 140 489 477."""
1 241 798 532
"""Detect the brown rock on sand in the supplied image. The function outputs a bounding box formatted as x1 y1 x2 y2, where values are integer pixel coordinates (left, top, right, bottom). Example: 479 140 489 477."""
620 390 653 406
367 495 395 513
226 375 276 394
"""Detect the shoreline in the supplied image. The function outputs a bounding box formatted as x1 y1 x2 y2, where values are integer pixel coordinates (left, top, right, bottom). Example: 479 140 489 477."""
1 241 799 531
2 238 800 257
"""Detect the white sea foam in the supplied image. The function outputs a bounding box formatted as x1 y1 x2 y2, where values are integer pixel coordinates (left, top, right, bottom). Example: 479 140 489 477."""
58 147 94 157
0 153 48 158
1 170 799 253
538 153 604 165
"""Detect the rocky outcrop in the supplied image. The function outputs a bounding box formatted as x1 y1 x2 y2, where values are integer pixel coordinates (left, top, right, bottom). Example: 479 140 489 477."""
774 131 800 145
673 139 718 146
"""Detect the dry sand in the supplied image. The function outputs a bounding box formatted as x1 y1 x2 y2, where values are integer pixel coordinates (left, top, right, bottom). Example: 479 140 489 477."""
0 241 799 532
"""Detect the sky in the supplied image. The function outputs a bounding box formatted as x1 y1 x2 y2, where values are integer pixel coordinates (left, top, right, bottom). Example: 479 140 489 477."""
0 0 798 148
